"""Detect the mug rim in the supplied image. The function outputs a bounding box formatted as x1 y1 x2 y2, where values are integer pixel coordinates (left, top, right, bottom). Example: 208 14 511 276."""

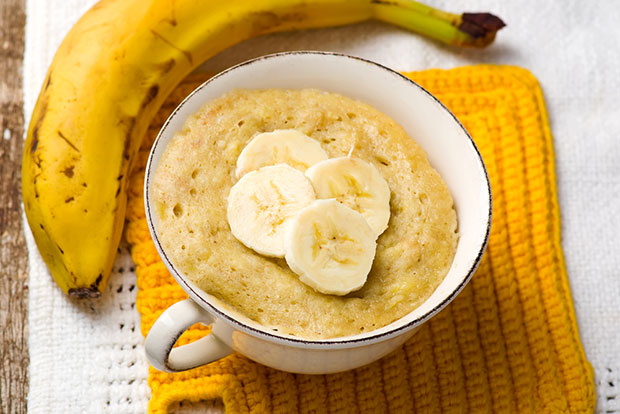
144 51 492 347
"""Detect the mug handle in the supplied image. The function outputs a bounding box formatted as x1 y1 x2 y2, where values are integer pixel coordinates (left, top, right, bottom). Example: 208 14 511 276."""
144 299 233 372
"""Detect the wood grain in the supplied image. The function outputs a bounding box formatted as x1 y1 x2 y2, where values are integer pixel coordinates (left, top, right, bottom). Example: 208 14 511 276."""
0 0 28 413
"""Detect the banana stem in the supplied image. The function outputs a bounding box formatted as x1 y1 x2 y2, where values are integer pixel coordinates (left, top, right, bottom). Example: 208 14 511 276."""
371 0 505 48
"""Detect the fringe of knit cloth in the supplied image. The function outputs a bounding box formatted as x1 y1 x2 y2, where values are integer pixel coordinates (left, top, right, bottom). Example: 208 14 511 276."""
124 65 596 413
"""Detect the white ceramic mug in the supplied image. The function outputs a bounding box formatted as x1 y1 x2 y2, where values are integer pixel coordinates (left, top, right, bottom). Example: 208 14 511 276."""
144 52 492 374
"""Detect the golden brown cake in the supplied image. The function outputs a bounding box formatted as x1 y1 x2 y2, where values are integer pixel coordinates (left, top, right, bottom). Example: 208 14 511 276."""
151 89 458 339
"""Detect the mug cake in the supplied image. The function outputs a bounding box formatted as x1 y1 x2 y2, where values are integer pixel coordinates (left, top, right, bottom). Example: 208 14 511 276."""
150 88 458 339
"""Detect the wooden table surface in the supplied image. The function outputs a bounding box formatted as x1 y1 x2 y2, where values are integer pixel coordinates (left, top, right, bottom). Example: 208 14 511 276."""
1 0 28 412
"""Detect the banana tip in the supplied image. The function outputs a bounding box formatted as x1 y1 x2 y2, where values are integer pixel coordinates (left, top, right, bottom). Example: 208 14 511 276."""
68 287 102 299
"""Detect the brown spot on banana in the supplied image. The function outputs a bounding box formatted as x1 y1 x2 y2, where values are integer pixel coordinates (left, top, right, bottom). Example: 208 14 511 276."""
160 16 177 27
150 29 193 64
65 197 74 203
43 73 52 92
33 173 40 198
159 0 177 27
158 58 176 75
250 11 307 33
91 273 103 289
30 130 39 154
117 116 136 136
30 97 48 154
57 130 80 152
141 85 159 110
32 155 41 169
61 166 74 178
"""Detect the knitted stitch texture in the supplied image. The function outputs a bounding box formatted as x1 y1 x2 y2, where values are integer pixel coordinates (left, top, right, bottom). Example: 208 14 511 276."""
125 66 595 413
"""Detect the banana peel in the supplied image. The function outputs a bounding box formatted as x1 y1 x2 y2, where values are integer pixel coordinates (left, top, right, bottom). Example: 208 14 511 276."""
22 0 504 298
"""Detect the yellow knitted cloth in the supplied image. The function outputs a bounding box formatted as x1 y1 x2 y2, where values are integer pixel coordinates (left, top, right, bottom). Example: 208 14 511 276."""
126 65 596 413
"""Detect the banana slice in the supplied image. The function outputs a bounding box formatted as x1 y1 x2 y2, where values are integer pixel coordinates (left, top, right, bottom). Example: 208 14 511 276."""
285 199 376 296
305 157 391 238
227 164 315 257
236 129 329 178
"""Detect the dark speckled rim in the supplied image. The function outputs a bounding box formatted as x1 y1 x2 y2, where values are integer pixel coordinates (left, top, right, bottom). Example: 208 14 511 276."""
145 51 492 348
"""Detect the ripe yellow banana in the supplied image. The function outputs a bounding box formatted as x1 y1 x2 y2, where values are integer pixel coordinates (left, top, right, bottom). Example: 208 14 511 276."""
22 0 504 298
22 0 375 298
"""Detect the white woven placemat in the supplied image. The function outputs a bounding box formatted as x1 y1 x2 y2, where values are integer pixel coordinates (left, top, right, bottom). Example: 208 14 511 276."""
24 0 620 412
